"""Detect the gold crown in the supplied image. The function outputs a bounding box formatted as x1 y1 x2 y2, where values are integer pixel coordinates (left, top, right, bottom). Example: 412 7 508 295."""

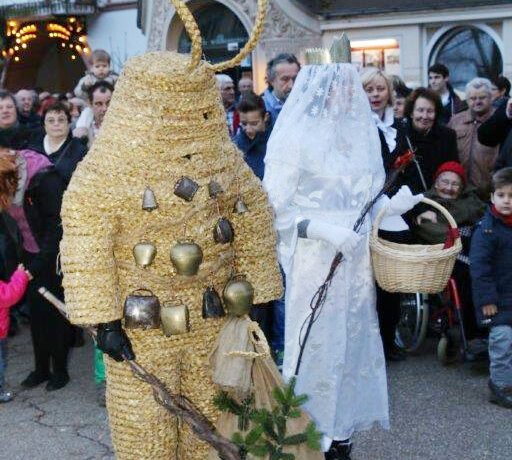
304 33 352 65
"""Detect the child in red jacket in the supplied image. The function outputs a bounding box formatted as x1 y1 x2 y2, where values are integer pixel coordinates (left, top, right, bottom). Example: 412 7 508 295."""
0 264 30 403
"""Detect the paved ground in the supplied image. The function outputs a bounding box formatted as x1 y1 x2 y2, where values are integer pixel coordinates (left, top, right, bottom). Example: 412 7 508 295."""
1 326 511 460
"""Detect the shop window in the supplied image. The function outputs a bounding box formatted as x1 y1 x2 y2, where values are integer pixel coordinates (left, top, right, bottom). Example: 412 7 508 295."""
350 38 400 75
430 26 502 91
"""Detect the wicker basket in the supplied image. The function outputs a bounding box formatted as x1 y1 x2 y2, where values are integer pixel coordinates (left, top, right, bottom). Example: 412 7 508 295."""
370 197 462 294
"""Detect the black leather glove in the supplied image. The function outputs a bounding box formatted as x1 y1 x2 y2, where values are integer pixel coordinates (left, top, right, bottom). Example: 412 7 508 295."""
96 320 135 362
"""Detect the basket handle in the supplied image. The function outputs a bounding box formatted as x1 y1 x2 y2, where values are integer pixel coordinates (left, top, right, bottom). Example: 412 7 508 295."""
372 197 460 240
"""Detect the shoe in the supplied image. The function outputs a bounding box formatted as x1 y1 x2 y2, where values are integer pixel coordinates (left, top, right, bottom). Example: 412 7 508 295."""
45 373 70 392
21 371 49 388
97 382 106 407
325 441 352 460
0 390 14 403
488 380 512 409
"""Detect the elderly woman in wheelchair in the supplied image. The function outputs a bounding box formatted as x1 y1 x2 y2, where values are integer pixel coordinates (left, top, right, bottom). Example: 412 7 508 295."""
397 161 486 362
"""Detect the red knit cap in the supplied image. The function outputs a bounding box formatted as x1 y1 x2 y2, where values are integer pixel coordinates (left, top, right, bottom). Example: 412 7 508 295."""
434 161 467 184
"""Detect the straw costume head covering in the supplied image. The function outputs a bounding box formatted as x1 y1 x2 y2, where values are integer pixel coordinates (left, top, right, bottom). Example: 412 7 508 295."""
60 1 282 459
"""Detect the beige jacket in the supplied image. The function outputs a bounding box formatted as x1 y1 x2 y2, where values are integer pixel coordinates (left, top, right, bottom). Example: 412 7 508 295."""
449 108 499 199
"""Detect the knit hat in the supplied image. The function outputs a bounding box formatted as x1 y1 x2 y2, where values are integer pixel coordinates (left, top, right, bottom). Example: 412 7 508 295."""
434 161 467 184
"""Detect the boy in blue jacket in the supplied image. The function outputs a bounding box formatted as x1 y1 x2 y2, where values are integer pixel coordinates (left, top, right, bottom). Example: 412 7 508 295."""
470 167 512 408
234 95 271 181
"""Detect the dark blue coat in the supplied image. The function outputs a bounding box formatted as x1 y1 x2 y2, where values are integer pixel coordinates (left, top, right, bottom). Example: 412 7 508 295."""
234 127 270 181
470 208 512 327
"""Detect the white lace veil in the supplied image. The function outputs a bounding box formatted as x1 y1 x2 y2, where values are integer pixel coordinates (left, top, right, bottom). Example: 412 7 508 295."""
265 63 385 180
263 63 386 272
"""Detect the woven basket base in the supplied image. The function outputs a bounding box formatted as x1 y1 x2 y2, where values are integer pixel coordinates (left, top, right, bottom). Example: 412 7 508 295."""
370 238 461 294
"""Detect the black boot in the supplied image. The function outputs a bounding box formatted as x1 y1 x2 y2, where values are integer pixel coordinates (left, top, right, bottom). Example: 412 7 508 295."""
325 441 352 460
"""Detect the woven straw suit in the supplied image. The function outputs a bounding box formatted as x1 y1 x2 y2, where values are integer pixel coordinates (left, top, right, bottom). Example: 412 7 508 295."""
60 51 282 459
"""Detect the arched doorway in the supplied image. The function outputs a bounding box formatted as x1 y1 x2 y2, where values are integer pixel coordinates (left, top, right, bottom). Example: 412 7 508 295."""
429 25 503 91
3 20 87 93
167 0 250 82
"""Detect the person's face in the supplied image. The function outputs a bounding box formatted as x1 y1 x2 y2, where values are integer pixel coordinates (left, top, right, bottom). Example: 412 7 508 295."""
16 90 34 115
0 97 18 129
492 184 512 216
434 171 463 199
238 79 253 96
91 60 110 79
271 62 299 101
44 110 70 139
429 72 448 94
70 103 82 120
412 97 436 133
91 89 112 126
220 82 235 106
239 110 267 140
364 75 390 114
393 96 406 118
467 87 492 116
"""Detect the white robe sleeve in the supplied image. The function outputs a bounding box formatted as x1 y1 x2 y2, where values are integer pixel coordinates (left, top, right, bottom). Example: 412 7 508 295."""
263 161 302 273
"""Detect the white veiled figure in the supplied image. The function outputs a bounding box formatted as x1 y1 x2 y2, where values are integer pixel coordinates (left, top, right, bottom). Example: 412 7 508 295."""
263 63 389 447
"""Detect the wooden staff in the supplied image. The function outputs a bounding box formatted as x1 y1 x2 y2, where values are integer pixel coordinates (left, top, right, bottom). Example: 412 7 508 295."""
37 286 241 460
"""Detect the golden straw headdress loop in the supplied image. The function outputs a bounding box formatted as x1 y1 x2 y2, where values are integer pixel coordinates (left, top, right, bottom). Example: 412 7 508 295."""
168 0 203 68
169 0 268 71
304 33 352 65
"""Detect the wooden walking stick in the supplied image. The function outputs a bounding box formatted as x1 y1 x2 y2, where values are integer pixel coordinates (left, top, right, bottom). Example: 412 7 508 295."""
37 287 241 460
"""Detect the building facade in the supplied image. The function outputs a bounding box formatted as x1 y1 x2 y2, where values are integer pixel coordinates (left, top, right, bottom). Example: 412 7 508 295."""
0 0 147 91
139 0 512 92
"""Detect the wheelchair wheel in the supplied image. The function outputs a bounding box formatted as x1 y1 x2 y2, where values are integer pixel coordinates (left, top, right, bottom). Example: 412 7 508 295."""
395 293 429 353
437 327 460 365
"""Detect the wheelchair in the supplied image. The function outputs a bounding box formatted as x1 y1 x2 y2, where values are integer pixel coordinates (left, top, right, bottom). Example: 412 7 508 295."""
395 277 479 365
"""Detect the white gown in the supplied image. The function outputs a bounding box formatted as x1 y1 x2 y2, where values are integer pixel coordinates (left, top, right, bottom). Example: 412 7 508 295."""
263 63 390 444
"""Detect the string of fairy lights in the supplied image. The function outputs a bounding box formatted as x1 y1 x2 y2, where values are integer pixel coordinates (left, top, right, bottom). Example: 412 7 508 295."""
1 17 90 63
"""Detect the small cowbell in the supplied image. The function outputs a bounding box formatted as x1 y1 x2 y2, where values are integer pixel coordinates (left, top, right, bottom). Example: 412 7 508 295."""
142 186 158 211
233 196 249 214
202 286 225 319
123 289 160 329
208 180 223 198
170 240 203 276
133 242 157 268
222 275 254 317
213 217 234 244
160 302 190 336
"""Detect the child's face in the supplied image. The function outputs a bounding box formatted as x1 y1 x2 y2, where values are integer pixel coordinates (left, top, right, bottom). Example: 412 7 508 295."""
492 184 512 215
239 110 267 140
91 60 110 79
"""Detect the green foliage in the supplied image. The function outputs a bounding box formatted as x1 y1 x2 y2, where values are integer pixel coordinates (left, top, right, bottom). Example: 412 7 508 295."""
215 377 322 459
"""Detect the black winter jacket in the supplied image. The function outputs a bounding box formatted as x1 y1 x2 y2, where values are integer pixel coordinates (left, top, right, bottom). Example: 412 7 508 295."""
470 209 512 327
397 121 459 194
29 134 88 185
477 100 512 170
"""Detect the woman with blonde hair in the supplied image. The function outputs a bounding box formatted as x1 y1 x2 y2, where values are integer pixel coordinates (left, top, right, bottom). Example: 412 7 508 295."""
361 67 412 362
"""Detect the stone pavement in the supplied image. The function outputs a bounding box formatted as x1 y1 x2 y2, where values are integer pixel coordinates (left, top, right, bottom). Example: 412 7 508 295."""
0 326 114 460
1 325 511 460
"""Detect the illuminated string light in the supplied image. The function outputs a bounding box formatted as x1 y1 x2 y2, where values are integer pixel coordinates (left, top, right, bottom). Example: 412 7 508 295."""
1 18 89 62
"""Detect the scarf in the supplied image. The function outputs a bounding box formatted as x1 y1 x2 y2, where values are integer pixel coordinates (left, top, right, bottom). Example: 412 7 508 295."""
372 106 396 153
491 205 512 226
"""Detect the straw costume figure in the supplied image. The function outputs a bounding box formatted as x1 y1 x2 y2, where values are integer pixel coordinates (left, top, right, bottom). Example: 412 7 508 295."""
59 1 282 459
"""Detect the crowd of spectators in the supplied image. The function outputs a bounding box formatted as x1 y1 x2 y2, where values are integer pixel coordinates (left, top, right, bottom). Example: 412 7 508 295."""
0 43 511 416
